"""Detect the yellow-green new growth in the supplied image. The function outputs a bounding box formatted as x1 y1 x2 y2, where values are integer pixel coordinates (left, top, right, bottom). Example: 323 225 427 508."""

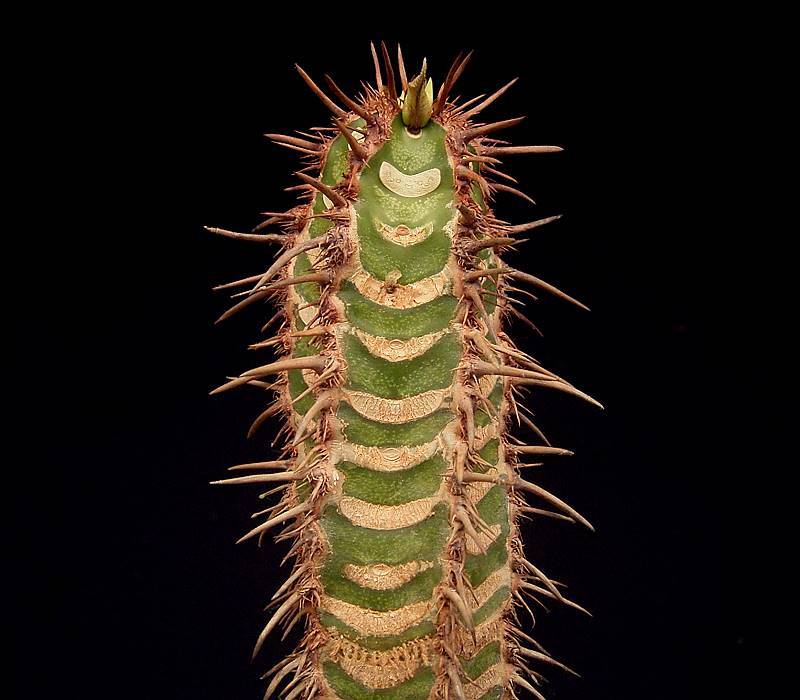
401 59 433 131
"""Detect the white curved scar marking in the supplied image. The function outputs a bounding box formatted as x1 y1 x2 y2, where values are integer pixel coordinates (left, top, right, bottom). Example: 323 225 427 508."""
379 161 441 198
377 221 434 247
342 561 435 591
349 265 450 308
337 494 442 529
319 595 432 636
343 389 450 423
330 439 441 472
326 634 434 689
354 328 448 362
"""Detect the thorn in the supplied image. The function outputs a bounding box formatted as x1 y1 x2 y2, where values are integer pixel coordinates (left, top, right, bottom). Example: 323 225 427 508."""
518 505 574 523
450 94 487 118
514 446 574 457
460 154 502 165
261 211 297 223
520 581 592 616
380 41 397 100
279 608 304 641
513 479 594 530
433 51 461 110
509 269 589 311
271 566 307 602
204 226 283 244
209 356 321 396
264 133 320 150
290 327 329 338
237 503 312 546
505 308 542 337
460 472 497 485
240 355 327 379
397 44 408 91
460 469 592 529
518 647 581 678
514 588 540 621
214 290 269 324
263 658 300 700
470 333 549 372
292 445 323 473
446 664 467 700
227 460 293 471
453 442 468 484
501 215 562 235
369 42 383 91
261 309 285 333
251 591 301 659
492 183 536 205
470 361 554 382
462 267 510 282
460 77 519 119
291 394 334 446
248 336 283 350
520 560 563 601
263 655 296 680
483 145 563 156
208 374 265 396
442 588 475 630
294 172 348 209
516 414 551 446
323 75 373 122
456 165 490 197
512 674 545 700
513 377 604 410
458 203 480 227
210 472 300 486
462 116 526 142
436 51 473 113
223 376 272 391
265 271 332 291
273 141 320 156
510 625 547 654
455 508 486 554
465 237 516 254
460 394 475 451
294 65 346 118
213 273 266 291
282 678 312 700
334 119 369 160
249 238 322 294
482 164 518 183
464 287 498 343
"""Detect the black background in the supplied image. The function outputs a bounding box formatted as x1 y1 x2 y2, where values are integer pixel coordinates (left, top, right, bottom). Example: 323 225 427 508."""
22 19 752 700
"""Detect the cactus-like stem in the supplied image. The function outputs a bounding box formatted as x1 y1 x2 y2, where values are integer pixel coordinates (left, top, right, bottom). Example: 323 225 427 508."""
210 45 599 700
